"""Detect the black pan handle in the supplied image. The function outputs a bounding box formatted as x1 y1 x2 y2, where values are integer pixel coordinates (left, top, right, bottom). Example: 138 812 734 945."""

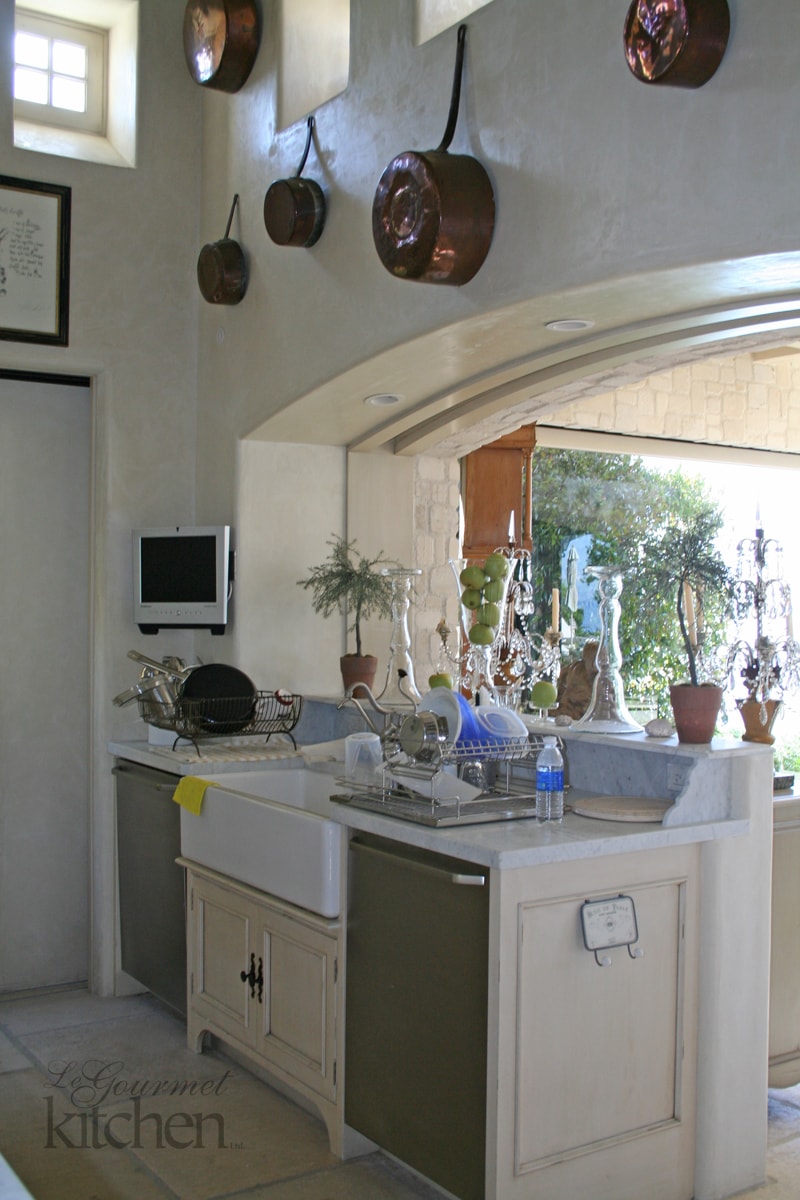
437 24 467 153
223 194 239 240
293 115 315 178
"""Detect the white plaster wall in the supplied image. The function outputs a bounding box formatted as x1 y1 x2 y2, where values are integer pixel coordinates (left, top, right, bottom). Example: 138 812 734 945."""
0 0 202 992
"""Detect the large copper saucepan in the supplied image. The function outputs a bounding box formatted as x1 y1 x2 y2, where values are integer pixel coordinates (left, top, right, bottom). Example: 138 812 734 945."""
183 0 260 94
372 24 495 287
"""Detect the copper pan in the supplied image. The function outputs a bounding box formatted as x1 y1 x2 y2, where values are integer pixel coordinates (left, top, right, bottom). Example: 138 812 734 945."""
197 194 247 305
183 0 260 94
264 116 326 248
372 24 495 287
623 0 730 89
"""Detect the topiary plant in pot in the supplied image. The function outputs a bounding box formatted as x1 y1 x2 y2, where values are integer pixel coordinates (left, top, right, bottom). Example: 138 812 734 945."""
298 535 395 696
645 507 734 743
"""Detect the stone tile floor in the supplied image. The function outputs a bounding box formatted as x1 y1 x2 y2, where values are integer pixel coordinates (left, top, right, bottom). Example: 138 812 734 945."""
0 984 798 1199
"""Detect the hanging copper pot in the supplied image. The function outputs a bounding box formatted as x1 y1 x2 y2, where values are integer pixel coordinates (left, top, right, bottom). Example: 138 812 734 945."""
372 24 495 287
623 0 730 89
183 0 260 94
197 195 247 305
264 116 326 248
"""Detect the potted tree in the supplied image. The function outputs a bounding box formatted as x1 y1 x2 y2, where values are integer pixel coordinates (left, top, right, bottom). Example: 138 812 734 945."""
646 507 734 743
298 535 395 695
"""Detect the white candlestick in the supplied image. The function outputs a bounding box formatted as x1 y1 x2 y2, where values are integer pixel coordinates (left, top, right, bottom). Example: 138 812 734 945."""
508 511 515 543
551 586 560 632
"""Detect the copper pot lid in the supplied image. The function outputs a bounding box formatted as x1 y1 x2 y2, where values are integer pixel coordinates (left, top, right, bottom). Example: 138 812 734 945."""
183 0 260 94
623 0 730 88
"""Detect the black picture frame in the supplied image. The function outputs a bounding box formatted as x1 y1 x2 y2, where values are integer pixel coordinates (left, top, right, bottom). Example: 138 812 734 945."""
0 174 71 346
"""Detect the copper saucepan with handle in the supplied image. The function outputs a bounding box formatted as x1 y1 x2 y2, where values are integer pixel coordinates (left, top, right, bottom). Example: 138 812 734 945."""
264 116 326 248
372 23 495 287
197 194 247 305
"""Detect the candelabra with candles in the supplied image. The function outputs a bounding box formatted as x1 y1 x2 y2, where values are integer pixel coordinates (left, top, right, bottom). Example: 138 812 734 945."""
726 519 800 742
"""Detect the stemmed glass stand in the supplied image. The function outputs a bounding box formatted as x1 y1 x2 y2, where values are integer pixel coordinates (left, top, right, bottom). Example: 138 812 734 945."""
573 565 643 734
377 567 423 708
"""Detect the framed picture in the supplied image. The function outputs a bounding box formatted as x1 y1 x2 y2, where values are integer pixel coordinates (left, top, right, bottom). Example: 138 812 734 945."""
0 175 71 346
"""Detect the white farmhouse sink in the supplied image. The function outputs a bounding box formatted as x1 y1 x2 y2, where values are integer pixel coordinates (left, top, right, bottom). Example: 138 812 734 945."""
179 768 343 918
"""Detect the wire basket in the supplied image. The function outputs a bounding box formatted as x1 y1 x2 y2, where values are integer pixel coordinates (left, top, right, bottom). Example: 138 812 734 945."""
137 690 302 744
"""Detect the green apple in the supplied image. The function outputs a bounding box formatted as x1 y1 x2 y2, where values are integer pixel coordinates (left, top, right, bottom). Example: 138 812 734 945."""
483 553 510 580
469 623 495 645
477 602 501 627
460 587 482 610
460 565 487 590
483 578 505 603
428 673 454 690
530 680 558 710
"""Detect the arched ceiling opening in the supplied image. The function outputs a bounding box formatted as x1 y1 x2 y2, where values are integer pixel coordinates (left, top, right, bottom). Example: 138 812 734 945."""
248 252 800 462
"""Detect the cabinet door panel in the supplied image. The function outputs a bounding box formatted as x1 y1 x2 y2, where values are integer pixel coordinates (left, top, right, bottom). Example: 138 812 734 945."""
516 877 688 1170
254 909 337 1100
769 818 800 1072
191 877 254 1043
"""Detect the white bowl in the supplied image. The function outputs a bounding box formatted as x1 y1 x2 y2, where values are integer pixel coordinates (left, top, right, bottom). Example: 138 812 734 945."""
476 705 529 742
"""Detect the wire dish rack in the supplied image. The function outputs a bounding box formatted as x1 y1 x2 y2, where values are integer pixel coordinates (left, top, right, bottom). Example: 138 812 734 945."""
332 733 551 827
137 690 303 748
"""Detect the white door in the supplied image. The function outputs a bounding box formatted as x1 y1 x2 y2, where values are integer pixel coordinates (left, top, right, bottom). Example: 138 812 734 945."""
0 375 90 989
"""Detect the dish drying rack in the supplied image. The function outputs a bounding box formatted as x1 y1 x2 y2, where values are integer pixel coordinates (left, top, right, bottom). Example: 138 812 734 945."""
137 691 303 750
333 732 551 827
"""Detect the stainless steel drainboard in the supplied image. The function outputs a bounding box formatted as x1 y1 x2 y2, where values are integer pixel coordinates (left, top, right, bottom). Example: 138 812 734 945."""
331 788 539 827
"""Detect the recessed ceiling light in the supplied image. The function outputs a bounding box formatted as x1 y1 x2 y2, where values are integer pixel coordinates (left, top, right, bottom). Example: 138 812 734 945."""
364 393 403 407
545 319 595 332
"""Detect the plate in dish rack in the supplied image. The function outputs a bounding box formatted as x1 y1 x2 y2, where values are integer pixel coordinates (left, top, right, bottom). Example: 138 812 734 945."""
570 795 672 823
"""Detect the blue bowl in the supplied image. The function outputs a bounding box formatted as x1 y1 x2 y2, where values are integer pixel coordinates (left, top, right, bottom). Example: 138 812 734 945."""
455 693 484 744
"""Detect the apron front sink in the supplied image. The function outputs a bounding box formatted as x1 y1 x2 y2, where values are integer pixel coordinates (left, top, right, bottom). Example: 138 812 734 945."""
180 768 342 917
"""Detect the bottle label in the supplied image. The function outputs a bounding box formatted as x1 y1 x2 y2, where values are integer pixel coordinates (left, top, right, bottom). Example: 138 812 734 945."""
536 766 564 791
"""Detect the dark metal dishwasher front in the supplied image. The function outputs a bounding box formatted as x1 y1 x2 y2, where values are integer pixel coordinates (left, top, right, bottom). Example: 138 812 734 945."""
345 833 489 1200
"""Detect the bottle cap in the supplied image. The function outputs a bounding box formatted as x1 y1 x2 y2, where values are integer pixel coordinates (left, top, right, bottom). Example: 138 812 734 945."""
544 736 557 746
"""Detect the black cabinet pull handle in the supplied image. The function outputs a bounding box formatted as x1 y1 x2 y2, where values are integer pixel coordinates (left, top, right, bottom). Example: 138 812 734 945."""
256 956 264 1003
240 953 257 997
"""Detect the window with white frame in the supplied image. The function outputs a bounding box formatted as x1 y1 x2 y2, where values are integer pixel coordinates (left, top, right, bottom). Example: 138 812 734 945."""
14 9 107 136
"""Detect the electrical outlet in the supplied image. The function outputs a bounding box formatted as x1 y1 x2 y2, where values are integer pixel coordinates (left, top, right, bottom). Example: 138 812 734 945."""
667 763 689 792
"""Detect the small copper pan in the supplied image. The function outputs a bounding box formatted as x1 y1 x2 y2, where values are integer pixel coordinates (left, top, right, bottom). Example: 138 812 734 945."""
372 24 495 287
197 194 247 305
264 116 326 248
623 0 730 89
183 0 260 94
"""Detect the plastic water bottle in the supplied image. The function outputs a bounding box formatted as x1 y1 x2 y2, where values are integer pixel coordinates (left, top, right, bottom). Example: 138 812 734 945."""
536 737 564 822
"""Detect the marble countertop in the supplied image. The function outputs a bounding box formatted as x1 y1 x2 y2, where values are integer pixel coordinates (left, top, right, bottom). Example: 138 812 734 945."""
109 734 753 870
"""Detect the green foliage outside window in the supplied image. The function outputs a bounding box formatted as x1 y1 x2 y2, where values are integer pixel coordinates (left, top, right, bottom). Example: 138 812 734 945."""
528 448 728 716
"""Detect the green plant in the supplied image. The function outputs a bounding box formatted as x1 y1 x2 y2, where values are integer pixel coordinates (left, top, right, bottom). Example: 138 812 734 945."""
644 507 734 686
297 536 395 658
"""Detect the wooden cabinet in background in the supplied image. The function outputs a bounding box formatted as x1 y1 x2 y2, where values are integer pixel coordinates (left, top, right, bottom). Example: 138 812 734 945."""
462 425 535 557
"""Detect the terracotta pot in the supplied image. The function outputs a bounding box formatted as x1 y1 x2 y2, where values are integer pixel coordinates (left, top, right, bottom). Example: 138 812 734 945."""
340 654 378 699
669 683 723 744
737 698 782 745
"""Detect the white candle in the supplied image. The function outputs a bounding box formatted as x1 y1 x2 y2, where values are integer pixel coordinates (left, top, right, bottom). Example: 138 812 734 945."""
508 511 515 543
551 586 560 632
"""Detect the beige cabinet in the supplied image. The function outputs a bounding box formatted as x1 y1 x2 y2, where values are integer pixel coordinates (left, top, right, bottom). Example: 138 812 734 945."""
769 795 800 1087
183 861 343 1147
489 844 699 1200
